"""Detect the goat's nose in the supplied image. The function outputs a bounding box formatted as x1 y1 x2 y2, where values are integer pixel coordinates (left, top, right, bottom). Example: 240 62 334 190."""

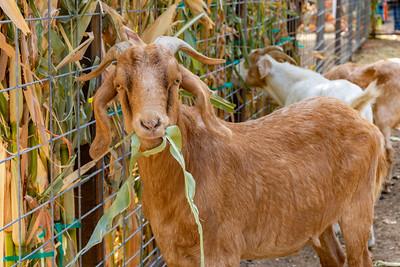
140 118 161 131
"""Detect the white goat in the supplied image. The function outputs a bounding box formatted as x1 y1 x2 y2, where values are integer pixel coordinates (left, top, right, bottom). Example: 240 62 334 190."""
240 47 379 123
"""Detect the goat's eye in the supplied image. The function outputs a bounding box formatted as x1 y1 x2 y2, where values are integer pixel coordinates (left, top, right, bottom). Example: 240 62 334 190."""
115 84 123 91
174 79 181 85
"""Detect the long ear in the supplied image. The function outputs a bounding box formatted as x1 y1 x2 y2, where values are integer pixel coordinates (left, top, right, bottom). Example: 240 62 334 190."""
179 65 232 137
89 68 118 159
257 56 272 79
355 65 377 79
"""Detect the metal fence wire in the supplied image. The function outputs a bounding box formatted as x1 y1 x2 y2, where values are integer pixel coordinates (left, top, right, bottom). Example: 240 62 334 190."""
0 0 370 266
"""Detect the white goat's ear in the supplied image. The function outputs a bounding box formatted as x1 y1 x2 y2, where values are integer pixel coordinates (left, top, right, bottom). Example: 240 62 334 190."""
257 56 272 79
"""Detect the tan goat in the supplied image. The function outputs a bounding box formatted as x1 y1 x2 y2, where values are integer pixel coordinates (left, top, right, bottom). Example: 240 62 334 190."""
79 33 387 267
325 59 400 191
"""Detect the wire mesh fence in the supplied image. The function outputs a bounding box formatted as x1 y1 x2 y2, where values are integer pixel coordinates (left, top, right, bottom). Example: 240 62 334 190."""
0 0 370 266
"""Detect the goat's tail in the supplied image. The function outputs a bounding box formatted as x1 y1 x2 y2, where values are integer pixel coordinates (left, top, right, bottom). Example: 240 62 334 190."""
350 80 380 112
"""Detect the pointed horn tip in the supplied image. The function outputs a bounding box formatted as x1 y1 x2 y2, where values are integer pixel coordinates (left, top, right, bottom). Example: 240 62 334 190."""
211 58 226 65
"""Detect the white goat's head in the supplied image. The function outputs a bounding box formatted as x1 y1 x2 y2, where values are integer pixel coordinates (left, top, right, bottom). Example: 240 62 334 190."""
243 46 298 87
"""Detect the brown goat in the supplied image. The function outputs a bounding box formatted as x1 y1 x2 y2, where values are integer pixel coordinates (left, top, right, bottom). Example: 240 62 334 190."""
325 59 400 190
80 33 387 267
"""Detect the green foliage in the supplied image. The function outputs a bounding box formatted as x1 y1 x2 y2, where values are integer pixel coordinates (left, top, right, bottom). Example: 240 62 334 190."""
74 125 205 266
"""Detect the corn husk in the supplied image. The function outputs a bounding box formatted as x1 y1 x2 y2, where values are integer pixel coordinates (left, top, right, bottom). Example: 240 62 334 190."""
0 1 30 34
141 4 178 43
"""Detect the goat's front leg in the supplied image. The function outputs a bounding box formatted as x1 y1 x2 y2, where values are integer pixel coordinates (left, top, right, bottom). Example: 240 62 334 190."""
313 225 346 267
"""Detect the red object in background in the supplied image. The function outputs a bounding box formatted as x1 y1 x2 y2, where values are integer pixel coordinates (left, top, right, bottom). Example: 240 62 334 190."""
384 0 389 21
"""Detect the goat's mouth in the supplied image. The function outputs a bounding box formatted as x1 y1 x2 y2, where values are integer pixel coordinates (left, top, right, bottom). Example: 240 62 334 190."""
134 127 166 141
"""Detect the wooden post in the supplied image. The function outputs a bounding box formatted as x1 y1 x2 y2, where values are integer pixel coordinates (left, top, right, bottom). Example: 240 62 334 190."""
79 4 104 266
316 0 326 72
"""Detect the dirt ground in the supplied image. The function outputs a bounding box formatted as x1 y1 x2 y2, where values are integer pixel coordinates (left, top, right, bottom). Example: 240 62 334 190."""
241 36 400 267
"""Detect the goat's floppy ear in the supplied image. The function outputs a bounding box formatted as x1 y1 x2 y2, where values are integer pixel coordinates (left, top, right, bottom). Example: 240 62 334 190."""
257 56 272 79
355 65 377 79
89 68 118 159
351 65 377 87
179 65 232 137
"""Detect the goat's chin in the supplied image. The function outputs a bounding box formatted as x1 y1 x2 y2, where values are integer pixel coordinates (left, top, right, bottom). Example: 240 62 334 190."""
135 131 165 150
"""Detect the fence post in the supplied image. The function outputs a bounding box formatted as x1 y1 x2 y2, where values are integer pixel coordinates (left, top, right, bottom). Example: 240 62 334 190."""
366 0 371 38
347 0 353 61
238 0 249 122
335 0 342 64
80 4 104 266
371 0 378 37
316 0 326 72
355 0 361 49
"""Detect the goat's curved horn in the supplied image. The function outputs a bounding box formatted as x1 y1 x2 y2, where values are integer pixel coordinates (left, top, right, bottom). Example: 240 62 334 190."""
154 36 225 65
268 50 298 66
261 46 284 54
77 41 134 81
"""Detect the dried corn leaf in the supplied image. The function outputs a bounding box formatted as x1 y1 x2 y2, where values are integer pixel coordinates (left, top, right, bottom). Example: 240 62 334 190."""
0 52 8 83
11 159 26 246
174 12 205 38
313 51 326 60
0 32 15 58
101 2 128 42
9 55 23 125
76 0 98 44
0 0 31 34
20 36 49 159
36 157 48 194
141 4 178 43
56 32 94 70
59 159 96 193
184 0 214 30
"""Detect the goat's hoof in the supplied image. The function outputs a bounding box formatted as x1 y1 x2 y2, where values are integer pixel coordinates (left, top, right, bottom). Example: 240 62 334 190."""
368 240 376 249
382 185 392 194
392 175 399 180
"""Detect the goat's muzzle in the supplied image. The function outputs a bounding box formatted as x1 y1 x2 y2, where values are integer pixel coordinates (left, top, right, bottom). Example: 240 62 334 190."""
134 110 168 140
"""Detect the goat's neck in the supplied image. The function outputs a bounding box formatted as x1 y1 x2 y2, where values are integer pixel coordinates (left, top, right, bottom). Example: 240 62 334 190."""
137 110 194 221
265 60 324 104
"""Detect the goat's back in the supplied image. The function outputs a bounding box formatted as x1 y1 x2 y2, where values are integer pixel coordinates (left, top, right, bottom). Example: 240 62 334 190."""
187 96 385 259
325 61 400 128
285 79 374 122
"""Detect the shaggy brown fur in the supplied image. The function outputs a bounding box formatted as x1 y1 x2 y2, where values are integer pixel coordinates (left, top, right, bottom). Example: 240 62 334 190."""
81 34 387 267
325 60 400 189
